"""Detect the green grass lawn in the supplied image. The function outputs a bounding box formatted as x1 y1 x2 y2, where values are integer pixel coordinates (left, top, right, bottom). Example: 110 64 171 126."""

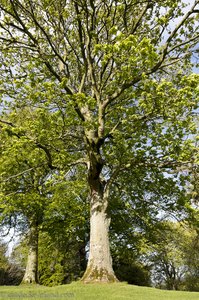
0 282 198 300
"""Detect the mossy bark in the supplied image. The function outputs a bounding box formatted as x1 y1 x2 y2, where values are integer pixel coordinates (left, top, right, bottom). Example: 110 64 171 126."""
21 221 39 284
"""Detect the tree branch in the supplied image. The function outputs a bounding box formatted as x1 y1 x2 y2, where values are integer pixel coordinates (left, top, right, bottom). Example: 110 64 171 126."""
131 1 151 34
1 167 35 182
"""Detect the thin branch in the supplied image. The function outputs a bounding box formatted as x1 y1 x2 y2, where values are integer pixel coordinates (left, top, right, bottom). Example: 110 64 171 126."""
34 142 56 170
104 120 121 140
167 33 199 55
0 119 15 127
151 0 199 73
67 158 88 167
131 1 150 34
27 0 68 70
123 159 193 171
1 167 35 182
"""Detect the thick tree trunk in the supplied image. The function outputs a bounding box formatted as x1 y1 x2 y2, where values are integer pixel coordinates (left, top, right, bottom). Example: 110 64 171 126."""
21 221 39 284
81 129 118 283
82 177 118 283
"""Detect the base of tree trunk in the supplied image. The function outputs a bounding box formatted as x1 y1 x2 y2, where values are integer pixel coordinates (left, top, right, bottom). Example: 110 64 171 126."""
21 277 39 285
21 222 39 285
81 262 118 283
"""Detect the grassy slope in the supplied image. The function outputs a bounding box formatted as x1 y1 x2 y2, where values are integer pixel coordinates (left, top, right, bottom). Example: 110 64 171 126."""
0 282 198 300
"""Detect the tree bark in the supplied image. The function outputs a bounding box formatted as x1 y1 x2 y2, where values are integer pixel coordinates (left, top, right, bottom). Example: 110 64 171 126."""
21 220 39 284
82 174 118 283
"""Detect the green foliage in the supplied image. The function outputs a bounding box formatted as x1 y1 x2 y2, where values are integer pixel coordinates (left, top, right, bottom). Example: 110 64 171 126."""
0 241 23 285
38 233 86 286
114 260 151 286
0 106 89 284
10 173 89 286
0 242 8 272
147 221 199 291
38 181 89 286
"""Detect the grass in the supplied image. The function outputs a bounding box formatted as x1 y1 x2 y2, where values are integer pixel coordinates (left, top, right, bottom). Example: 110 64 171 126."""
0 282 198 300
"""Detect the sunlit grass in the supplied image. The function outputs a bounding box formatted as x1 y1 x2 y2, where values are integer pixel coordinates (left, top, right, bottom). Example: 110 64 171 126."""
0 282 198 300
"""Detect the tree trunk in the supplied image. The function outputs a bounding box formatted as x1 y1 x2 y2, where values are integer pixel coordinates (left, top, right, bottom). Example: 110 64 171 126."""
81 176 118 283
21 221 39 284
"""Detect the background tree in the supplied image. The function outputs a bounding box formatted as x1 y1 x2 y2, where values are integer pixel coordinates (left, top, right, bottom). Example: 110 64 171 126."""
0 0 199 282
0 108 53 283
0 241 9 284
0 107 89 284
148 221 199 291
182 224 199 291
0 240 23 285
109 167 194 286
9 171 89 286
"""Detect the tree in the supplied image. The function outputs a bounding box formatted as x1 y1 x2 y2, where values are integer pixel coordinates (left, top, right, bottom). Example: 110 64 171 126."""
0 106 89 284
109 169 194 287
0 108 64 283
0 241 9 284
0 240 23 285
183 225 199 291
0 0 199 282
0 108 53 283
9 165 89 286
148 221 199 291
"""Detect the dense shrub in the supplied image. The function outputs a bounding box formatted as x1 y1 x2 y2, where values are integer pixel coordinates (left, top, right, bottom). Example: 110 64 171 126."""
114 261 151 286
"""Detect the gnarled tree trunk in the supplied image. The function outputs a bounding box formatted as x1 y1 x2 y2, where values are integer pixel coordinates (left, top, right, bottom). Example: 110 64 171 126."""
21 220 39 284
